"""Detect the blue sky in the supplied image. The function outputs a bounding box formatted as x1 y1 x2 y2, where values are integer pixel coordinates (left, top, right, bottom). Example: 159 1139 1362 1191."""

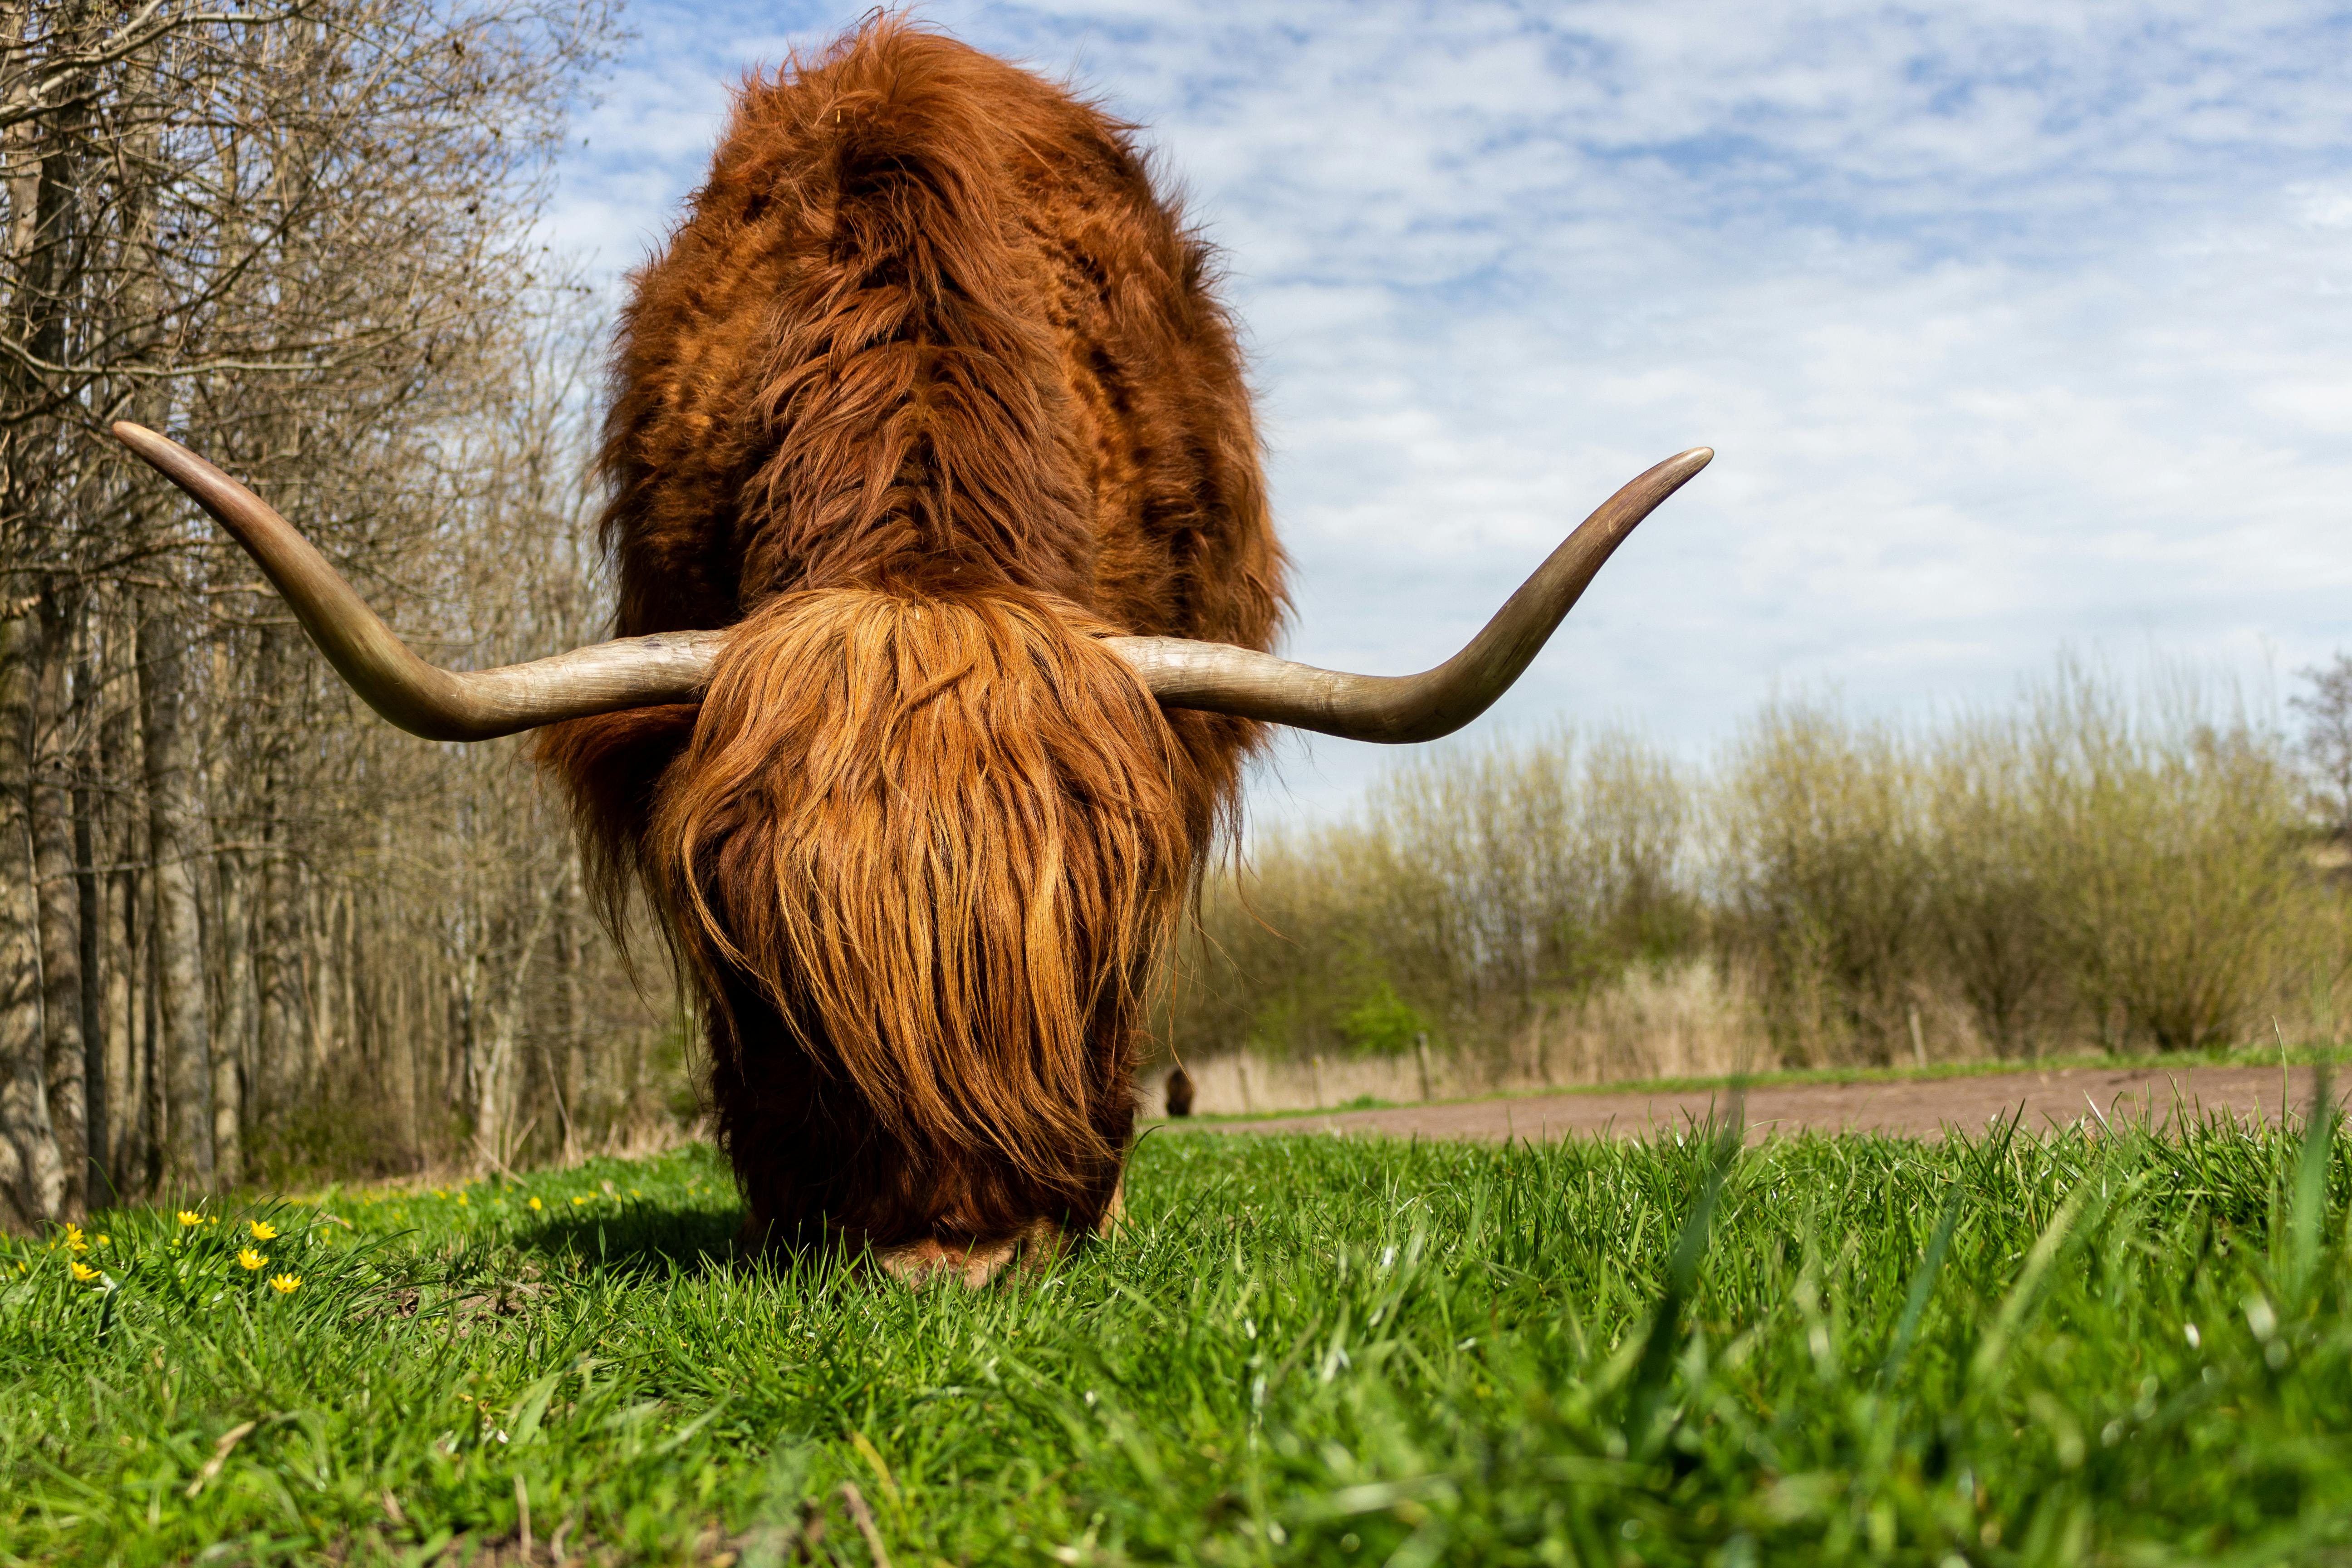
544 0 2352 822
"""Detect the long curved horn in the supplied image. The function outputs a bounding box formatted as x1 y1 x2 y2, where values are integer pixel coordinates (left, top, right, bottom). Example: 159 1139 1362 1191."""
116 421 1708 748
1105 446 1711 744
111 421 721 743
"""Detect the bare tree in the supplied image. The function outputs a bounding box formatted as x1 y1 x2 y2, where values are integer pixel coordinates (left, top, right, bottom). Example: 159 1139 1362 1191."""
0 0 697 1224
2292 652 2352 841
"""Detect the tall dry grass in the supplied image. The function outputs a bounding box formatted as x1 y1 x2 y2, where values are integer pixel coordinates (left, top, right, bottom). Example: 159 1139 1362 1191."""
1161 657 2348 1104
2024 665 2317 1053
1165 726 1707 1073
1716 702 1929 1064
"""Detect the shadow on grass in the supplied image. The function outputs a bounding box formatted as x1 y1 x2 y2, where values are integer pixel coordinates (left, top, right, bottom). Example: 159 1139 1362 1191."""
519 1201 1139 1294
523 1199 749 1279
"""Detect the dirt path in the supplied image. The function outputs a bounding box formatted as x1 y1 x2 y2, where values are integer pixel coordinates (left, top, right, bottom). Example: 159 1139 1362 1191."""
1173 1062 2347 1143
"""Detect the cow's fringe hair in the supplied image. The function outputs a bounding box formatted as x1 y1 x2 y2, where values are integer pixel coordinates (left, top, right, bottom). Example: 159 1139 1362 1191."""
650 582 1206 1225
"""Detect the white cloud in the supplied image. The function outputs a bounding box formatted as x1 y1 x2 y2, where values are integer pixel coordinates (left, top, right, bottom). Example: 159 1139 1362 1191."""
542 0 2352 822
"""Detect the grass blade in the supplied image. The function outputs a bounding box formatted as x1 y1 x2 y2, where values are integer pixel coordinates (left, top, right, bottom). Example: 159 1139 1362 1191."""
1625 1098 1742 1451
1877 1181 1965 1390
2287 1061 2335 1303
1968 1176 2101 1388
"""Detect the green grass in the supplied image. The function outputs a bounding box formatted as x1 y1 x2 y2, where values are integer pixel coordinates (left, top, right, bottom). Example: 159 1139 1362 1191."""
5 1104 2352 1565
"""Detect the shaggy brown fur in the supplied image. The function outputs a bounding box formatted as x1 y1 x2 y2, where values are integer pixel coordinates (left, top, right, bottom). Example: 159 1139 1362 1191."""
537 18 1286 1269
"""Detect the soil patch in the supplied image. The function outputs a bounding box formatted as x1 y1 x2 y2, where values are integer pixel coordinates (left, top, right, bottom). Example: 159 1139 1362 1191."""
1174 1062 2347 1143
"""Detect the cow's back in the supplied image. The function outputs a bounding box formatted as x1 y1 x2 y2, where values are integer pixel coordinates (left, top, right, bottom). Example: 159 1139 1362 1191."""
597 18 1286 652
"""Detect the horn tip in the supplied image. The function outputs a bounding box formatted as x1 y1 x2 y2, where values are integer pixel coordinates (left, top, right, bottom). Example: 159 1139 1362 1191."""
1679 446 1715 469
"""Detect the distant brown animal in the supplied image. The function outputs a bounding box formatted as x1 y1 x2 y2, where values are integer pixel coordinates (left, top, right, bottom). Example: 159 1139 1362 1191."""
113 17 1710 1285
1165 1067 1196 1119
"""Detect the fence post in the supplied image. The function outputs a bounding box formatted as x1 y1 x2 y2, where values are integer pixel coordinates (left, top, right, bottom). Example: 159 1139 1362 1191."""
1415 1032 1431 1102
1908 1005 1926 1068
1310 1053 1324 1110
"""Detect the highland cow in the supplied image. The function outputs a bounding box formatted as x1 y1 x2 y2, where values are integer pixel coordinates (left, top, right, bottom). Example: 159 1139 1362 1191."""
114 18 1711 1284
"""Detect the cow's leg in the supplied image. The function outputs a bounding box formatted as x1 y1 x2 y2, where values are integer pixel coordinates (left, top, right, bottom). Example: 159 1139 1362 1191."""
1096 1179 1125 1236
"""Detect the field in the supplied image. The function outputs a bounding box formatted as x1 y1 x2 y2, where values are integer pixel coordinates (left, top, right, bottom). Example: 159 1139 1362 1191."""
4 1107 2351 1566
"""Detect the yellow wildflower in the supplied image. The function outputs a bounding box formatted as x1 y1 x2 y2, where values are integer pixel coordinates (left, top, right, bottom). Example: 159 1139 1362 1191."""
62 1223 86 1250
177 1210 202 1227
248 1220 277 1242
237 1247 267 1271
570 1196 588 1207
456 1194 468 1206
93 1234 108 1247
268 1274 300 1295
528 1196 543 1212
69 1260 100 1283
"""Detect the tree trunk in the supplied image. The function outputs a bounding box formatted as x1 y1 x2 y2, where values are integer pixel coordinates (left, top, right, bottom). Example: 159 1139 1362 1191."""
211 847 248 1186
0 0 74 1233
72 693 104 1205
0 611 64 1230
250 623 301 1122
98 610 149 1196
137 602 213 1190
141 902 162 1192
255 850 306 1122
554 856 583 1164
31 591 84 1215
307 882 340 1088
